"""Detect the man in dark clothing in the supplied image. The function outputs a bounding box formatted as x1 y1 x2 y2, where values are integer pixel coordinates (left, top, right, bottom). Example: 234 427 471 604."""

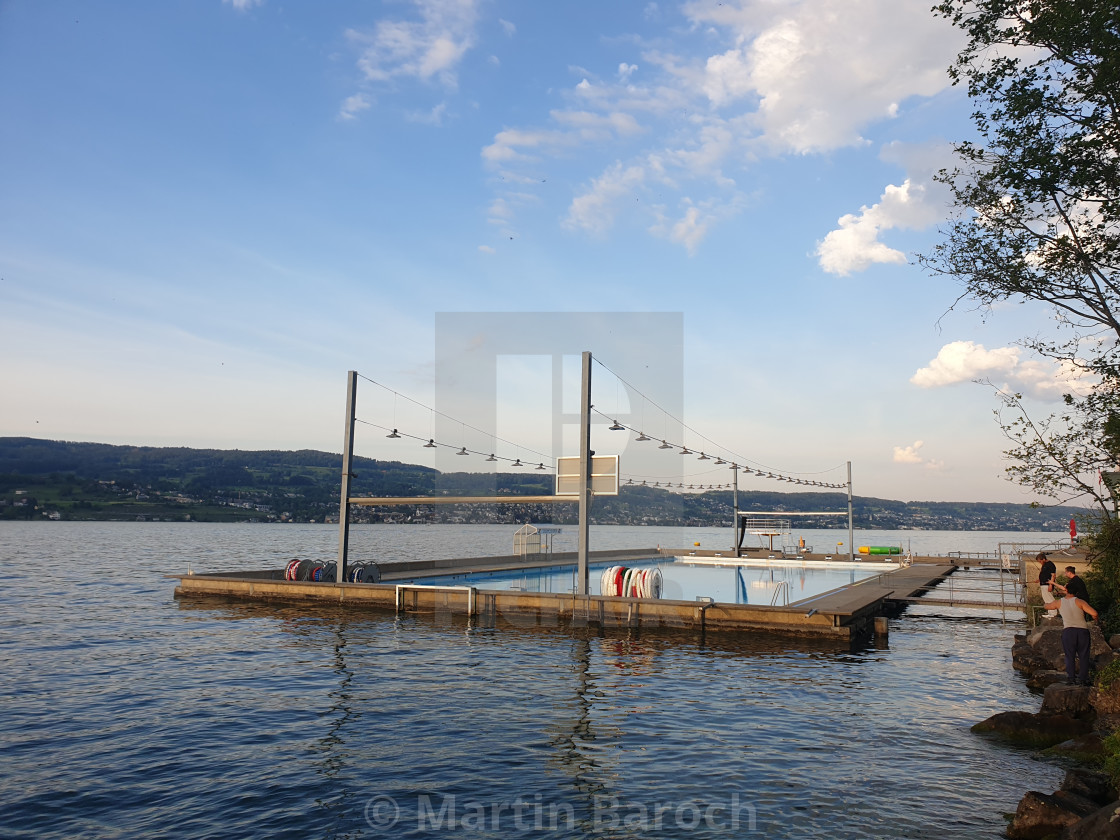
1064 566 1090 602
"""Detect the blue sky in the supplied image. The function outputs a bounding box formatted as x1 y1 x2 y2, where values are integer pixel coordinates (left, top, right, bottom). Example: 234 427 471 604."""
0 0 1084 504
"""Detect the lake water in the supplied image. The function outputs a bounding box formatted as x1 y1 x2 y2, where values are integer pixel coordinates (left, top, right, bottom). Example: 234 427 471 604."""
0 523 1067 839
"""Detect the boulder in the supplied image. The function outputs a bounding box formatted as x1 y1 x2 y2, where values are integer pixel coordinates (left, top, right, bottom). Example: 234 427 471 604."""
1061 768 1118 806
1024 624 1113 673
972 711 1093 747
1045 732 1105 762
1028 669 1072 691
1006 791 1084 839
1109 634 1120 649
1014 639 1052 675
1061 800 1120 839
1041 684 1095 718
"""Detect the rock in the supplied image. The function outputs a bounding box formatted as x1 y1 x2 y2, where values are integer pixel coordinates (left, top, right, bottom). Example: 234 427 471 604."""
1045 732 1105 761
1094 649 1120 673
1061 799 1120 839
1028 669 1072 691
1042 684 1095 718
1109 634 1120 649
1007 790 1084 838
1015 639 1052 675
1091 681 1120 715
972 710 1093 747
1029 627 1070 671
1061 768 1118 806
1024 624 1113 675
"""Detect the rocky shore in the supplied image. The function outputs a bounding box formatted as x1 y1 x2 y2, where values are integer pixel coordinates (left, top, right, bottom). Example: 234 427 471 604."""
973 621 1120 838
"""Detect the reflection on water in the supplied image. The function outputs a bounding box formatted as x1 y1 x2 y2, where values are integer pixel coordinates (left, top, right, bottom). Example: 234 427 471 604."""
0 523 1063 839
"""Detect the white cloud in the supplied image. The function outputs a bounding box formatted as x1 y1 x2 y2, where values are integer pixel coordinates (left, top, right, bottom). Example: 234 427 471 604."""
347 0 480 90
478 245 496 254
338 93 372 121
223 0 263 10
499 18 515 37
481 0 965 252
893 441 925 464
911 341 1021 388
911 340 1092 400
818 141 955 275
816 180 928 275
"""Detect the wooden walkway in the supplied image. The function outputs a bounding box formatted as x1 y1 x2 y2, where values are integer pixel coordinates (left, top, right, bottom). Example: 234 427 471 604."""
791 562 957 617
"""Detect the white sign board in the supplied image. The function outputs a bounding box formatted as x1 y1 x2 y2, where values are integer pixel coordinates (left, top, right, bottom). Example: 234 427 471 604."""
555 455 619 497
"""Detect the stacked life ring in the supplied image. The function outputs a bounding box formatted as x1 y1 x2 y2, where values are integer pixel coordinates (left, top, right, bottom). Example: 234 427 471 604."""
284 559 302 581
598 566 663 599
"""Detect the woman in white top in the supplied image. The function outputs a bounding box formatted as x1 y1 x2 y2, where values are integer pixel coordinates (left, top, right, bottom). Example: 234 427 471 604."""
1043 589 1099 685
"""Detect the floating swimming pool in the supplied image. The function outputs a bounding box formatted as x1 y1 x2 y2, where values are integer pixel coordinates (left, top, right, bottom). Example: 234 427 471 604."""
395 557 896 606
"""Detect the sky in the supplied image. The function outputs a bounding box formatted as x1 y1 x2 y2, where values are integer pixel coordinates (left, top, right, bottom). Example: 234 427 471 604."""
0 0 1085 504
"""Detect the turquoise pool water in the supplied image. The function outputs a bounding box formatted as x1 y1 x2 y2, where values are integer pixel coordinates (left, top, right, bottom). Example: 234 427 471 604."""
395 557 893 605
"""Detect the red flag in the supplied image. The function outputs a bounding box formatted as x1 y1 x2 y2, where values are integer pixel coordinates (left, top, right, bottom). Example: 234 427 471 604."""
1070 518 1077 538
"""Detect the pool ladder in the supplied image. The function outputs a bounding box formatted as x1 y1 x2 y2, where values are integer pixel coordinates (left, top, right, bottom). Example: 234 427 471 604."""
770 581 790 606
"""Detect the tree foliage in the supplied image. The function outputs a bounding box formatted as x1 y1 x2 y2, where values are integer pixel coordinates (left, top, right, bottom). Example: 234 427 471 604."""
923 0 1120 512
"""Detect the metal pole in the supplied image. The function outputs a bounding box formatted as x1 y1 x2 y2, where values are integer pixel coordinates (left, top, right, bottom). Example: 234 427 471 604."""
732 464 740 557
337 370 357 583
847 460 854 563
577 351 592 595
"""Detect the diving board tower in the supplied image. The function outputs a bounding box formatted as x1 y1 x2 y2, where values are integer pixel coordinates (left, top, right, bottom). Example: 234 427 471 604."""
730 460 855 562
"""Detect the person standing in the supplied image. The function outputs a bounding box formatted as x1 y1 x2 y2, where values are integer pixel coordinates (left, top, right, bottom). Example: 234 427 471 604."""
1037 554 1057 604
1044 588 1098 686
1064 565 1090 602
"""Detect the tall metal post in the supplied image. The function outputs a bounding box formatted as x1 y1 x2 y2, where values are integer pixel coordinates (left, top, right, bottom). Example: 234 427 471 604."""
847 460 854 563
337 370 358 583
732 464 740 557
577 351 592 595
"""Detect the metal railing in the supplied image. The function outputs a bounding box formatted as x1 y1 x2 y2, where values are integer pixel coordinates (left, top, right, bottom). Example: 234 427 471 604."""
769 581 790 606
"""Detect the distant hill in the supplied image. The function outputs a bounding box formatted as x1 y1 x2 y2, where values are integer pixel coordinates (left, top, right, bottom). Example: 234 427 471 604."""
0 437 1090 530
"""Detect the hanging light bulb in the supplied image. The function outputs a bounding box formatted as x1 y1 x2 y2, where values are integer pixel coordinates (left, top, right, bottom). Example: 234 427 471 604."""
659 440 672 449
715 457 725 465
485 453 497 462
698 452 709 460
511 458 522 467
386 429 401 439
636 431 650 441
680 446 692 455
609 419 625 431
424 439 437 448
627 478 634 485
641 480 647 486
456 446 468 456
536 462 546 470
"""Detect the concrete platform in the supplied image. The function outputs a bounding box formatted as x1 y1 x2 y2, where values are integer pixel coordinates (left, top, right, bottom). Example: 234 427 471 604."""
173 551 960 641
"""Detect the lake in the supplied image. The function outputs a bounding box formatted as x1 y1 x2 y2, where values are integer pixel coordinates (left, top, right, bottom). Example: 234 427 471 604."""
0 522 1066 838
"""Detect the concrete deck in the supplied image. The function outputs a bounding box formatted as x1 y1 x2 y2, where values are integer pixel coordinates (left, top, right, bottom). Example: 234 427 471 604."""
173 551 961 641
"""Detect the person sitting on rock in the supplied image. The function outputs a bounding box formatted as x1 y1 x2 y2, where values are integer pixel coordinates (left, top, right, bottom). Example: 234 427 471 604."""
1043 587 1098 686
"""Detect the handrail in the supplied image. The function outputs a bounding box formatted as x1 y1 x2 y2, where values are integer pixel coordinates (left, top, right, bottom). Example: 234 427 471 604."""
769 581 789 606
395 583 477 616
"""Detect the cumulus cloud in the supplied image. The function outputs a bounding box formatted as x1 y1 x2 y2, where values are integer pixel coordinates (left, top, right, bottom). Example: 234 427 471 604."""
893 441 925 464
893 441 945 470
478 244 496 254
911 340 1093 400
481 0 964 252
817 141 955 275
